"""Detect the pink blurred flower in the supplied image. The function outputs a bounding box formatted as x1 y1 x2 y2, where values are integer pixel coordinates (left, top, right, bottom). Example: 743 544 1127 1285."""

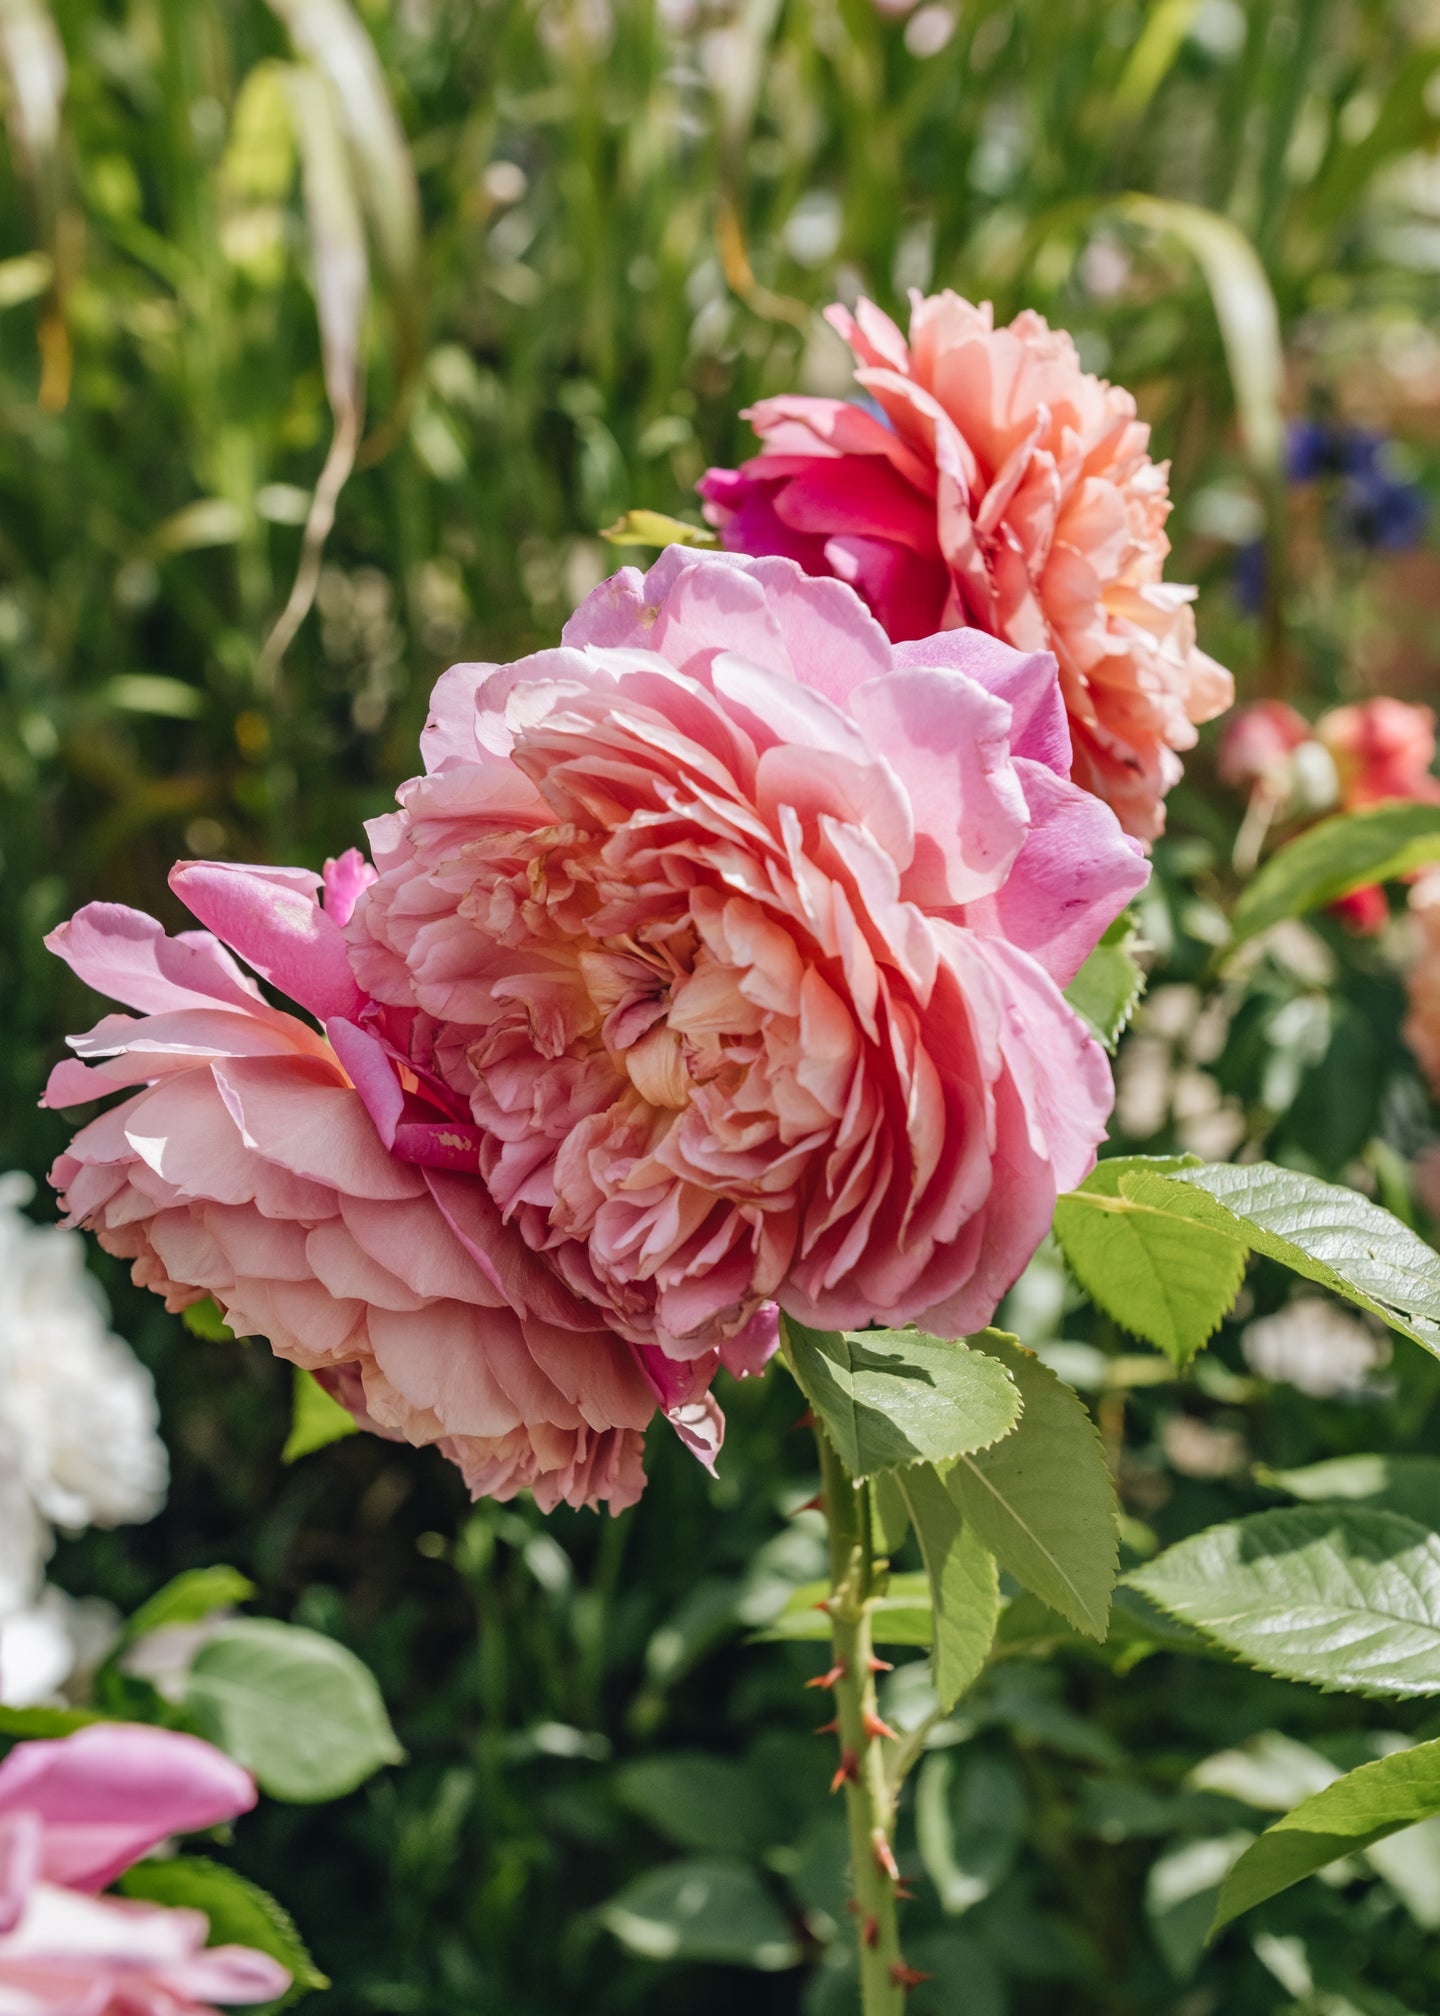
698 292 1232 842
1217 699 1312 797
43 853 663 1512
1317 697 1440 811
0 1722 288 2013
1406 870 1440 1096
347 550 1147 1359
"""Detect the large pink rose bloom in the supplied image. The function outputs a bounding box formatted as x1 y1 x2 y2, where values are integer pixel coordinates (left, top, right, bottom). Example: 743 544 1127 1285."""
0 1722 289 2013
347 551 1147 1359
698 292 1233 842
43 855 668 1512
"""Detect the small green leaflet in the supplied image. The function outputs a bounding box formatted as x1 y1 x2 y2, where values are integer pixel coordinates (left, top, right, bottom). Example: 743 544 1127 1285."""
943 1335 1118 1640
1212 1738 1440 1932
1052 1156 1245 1365
600 508 720 550
781 1319 1021 1480
1170 1160 1440 1354
1129 1507 1440 1697
120 1855 329 2007
1063 911 1145 1050
1228 800 1440 950
283 1367 360 1462
184 1619 404 1802
897 1464 1000 1709
1258 1453 1440 1530
598 1857 801 1970
119 1566 256 1652
1055 1157 1440 1362
750 1573 934 1647
0 1706 101 1739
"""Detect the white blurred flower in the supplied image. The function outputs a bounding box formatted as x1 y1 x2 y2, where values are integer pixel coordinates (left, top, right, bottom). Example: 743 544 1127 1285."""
1242 1298 1391 1398
0 1173 168 1700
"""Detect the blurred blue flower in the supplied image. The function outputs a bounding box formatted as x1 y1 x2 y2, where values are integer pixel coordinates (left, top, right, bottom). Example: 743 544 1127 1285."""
1235 419 1429 611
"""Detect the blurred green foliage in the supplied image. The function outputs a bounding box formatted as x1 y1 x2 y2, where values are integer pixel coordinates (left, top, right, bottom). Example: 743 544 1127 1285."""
9 0 1440 2009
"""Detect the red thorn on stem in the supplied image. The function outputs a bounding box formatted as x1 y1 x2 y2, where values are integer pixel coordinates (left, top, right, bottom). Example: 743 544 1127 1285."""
862 1708 900 1742
814 1717 839 1735
811 1597 834 1615
791 1408 816 1431
829 1748 859 1794
889 1962 933 1991
871 1828 900 1881
893 1882 916 1902
794 1494 824 1514
805 1663 847 1691
868 1655 894 1673
861 1914 879 1948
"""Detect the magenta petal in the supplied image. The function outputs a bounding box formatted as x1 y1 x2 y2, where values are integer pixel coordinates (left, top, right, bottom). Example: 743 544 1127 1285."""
321 848 377 926
0 1725 257 1892
0 1811 40 1934
43 905 270 1018
170 861 366 1024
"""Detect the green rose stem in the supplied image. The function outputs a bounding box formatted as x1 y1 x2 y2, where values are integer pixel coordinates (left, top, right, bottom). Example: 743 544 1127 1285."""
813 1413 909 2013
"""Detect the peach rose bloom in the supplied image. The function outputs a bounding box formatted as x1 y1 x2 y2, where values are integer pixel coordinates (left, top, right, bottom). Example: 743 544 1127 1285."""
699 292 1233 843
1406 870 1440 1097
43 855 689 1513
347 551 1147 1360
1317 697 1440 811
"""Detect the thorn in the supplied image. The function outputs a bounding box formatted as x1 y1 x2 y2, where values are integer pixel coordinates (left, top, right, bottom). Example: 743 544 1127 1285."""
829 1747 859 1794
889 1962 933 1991
805 1663 847 1691
862 1914 879 1948
867 1655 894 1673
871 1828 900 1882
794 1494 824 1514
893 1881 916 1902
862 1708 900 1742
791 1408 815 1432
811 1597 833 1615
814 1717 838 1735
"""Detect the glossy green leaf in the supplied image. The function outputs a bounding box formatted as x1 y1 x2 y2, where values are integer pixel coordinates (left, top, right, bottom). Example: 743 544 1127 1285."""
283 1367 359 1462
1212 1738 1440 1931
1129 1507 1440 1697
915 1752 1026 1917
945 1334 1118 1639
120 1855 328 2006
122 1566 256 1649
897 1462 999 1709
781 1320 1021 1481
1169 1161 1440 1355
1053 1158 1246 1364
0 1705 101 1738
869 1473 911 1557
1063 910 1145 1050
613 1753 774 1856
598 1857 801 1970
1229 801 1440 949
185 1619 403 1802
1258 1453 1440 1529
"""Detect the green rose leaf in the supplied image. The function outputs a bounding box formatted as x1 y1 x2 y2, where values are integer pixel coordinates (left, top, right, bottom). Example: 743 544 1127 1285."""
1053 1157 1246 1364
119 1855 328 2007
184 1619 404 1802
282 1367 360 1462
943 1335 1118 1640
121 1566 257 1649
897 1462 1000 1710
598 1857 801 1970
1129 1507 1440 1697
1212 1738 1440 1932
1063 910 1145 1050
0 1706 102 1739
781 1320 1021 1480
1168 1160 1440 1354
1228 800 1440 949
1258 1452 1440 1529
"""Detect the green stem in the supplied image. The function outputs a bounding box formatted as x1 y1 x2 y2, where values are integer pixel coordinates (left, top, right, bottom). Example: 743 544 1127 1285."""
815 1424 906 2016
